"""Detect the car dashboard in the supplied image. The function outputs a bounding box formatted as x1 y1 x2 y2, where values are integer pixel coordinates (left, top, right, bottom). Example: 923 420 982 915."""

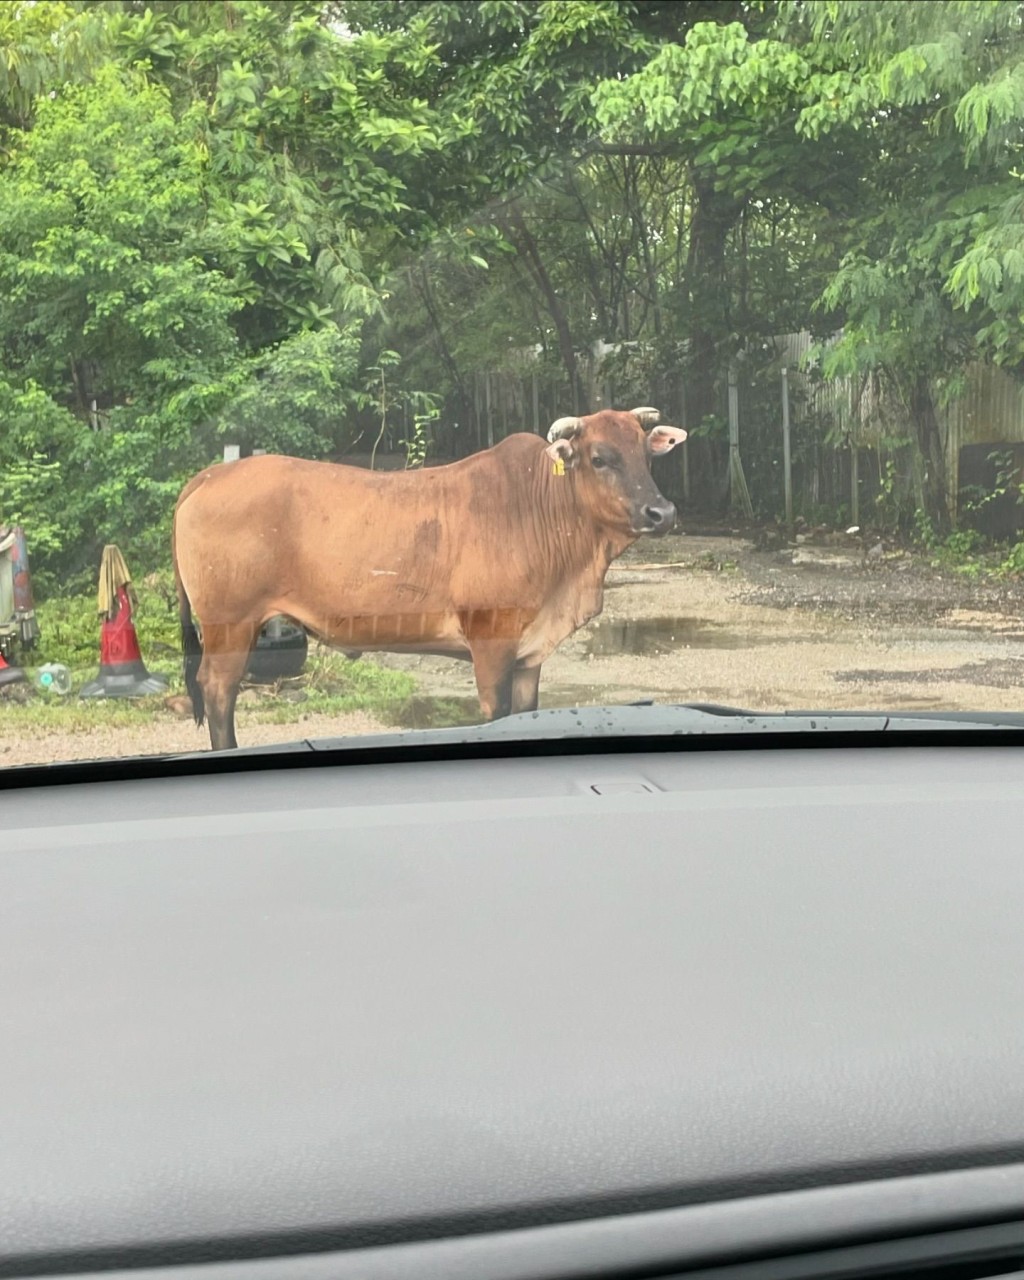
2 739 1024 1280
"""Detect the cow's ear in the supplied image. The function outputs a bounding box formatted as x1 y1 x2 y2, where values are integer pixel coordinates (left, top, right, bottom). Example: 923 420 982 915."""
647 425 687 455
545 415 583 469
545 437 579 468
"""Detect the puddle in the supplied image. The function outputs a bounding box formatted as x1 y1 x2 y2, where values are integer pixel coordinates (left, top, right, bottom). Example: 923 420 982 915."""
543 684 639 708
388 695 482 731
585 616 776 656
834 659 1024 690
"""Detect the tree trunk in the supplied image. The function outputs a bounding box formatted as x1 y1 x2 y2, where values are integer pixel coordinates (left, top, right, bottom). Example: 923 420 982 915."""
684 170 743 507
908 373 951 534
414 267 471 433
505 208 583 412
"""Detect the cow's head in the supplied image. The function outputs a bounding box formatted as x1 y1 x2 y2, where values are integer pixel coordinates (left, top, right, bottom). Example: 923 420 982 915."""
544 406 687 536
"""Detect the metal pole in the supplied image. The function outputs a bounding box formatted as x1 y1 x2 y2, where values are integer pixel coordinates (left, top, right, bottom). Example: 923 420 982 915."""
679 376 691 505
485 373 494 449
532 372 539 432
728 361 740 505
728 366 739 446
727 361 754 519
851 442 860 526
781 366 793 531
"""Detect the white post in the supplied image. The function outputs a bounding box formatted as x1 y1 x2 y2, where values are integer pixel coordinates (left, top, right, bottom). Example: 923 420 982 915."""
851 442 860 526
728 361 740 507
781 366 793 530
679 377 690 505
727 361 753 518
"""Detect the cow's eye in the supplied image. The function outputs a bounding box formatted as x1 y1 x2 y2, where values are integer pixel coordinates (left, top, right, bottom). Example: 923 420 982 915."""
592 454 609 469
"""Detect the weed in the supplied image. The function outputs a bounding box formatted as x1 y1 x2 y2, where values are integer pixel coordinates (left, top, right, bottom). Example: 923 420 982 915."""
996 540 1024 579
691 552 740 573
4 590 420 737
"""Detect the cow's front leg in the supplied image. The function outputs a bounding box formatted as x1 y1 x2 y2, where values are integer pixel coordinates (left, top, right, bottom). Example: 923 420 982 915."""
468 640 518 721
511 665 541 714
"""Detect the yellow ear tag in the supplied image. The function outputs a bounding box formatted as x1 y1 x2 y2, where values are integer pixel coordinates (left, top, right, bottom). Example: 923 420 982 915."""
552 456 566 477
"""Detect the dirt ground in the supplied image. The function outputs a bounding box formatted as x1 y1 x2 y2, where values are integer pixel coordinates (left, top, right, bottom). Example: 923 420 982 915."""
371 530 1024 718
0 711 388 770
6 528 1024 767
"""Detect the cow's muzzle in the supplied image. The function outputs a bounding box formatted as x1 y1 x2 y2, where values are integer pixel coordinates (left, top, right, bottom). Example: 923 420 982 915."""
633 500 676 536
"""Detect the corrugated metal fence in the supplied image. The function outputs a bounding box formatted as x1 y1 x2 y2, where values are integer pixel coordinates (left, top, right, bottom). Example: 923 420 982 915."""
742 333 1024 519
419 333 1024 521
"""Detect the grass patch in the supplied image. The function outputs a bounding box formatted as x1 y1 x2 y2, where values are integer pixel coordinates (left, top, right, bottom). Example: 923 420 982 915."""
0 694 176 735
691 551 740 573
919 532 1024 581
237 651 418 725
908 518 1024 581
5 579 422 736
26 568 183 684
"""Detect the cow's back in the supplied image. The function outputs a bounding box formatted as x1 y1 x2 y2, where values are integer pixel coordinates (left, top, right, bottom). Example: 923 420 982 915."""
173 439 561 628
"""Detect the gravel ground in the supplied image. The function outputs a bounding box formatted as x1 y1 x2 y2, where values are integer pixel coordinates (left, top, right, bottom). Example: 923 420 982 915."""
0 711 387 769
5 528 1024 768
372 532 1024 716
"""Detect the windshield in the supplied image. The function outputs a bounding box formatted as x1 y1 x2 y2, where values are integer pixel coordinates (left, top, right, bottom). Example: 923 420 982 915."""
3 0 1024 767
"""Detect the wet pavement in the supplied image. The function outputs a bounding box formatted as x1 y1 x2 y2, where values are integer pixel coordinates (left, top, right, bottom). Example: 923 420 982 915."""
368 532 1024 724
8 530 1024 763
582 614 812 656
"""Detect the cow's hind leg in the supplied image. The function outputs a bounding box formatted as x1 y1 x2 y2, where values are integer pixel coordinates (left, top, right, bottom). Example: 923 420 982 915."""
511 665 541 714
198 621 258 751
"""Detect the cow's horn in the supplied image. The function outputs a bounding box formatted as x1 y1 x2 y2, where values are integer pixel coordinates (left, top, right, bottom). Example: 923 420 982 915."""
547 416 583 442
631 406 661 427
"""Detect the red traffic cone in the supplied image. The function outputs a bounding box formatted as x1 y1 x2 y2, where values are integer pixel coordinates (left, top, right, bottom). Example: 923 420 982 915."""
80 547 169 699
0 649 26 687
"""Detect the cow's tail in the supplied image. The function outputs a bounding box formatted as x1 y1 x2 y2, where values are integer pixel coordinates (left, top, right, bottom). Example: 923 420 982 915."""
172 529 205 730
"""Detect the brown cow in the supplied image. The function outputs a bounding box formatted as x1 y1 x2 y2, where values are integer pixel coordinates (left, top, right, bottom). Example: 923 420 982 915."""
172 407 687 750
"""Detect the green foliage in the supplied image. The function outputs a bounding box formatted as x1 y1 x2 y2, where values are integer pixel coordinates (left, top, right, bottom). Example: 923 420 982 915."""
402 400 441 469
0 453 65 566
5 0 1024 601
0 66 243 409
215 321 364 457
0 1 106 134
792 1 1024 373
996 539 1024 578
297 650 417 713
0 1 463 586
943 528 985 558
959 447 1024 523
24 564 419 719
912 517 987 573
32 570 182 675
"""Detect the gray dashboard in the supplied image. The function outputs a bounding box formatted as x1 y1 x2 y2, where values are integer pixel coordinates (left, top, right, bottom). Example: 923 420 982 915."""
3 743 1024 1277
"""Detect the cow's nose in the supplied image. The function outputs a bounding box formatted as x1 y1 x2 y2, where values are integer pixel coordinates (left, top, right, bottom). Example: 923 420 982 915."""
642 502 676 532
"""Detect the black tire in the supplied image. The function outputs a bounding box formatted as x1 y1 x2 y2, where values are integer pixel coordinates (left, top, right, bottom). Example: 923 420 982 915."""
246 621 308 684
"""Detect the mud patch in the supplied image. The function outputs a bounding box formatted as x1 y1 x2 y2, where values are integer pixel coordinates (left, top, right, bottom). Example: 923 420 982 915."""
944 609 1024 637
389 694 481 730
584 615 797 656
834 659 1024 690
